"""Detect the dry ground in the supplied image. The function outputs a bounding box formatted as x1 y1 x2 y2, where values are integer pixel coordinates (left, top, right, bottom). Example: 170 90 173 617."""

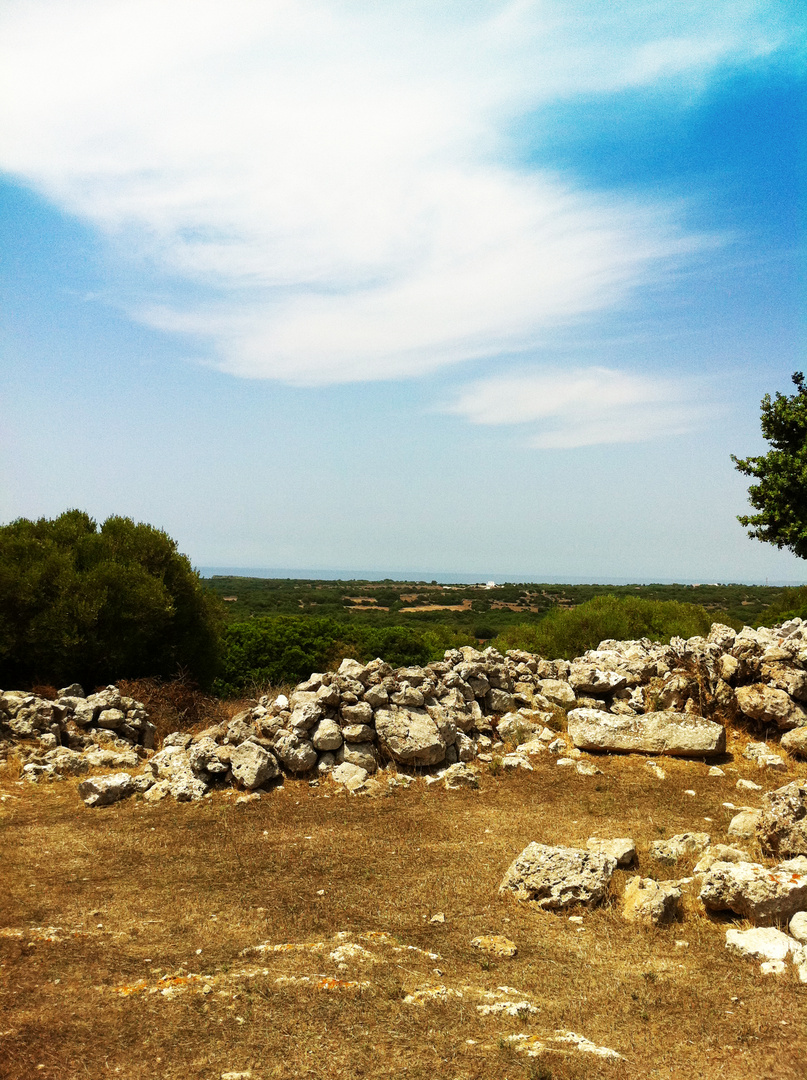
1 745 806 1080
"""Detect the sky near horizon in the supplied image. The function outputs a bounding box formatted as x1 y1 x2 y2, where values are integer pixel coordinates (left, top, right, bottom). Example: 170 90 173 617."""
1 0 805 582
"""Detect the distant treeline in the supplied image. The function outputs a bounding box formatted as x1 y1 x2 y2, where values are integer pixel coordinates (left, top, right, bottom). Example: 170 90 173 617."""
3 512 805 696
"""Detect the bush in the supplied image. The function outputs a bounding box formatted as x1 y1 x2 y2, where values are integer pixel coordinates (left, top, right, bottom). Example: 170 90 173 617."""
492 594 728 660
755 586 807 628
214 615 474 695
0 510 221 688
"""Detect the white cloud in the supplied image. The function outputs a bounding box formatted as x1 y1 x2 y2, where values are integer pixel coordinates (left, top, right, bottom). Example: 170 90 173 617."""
0 0 799 384
445 367 710 448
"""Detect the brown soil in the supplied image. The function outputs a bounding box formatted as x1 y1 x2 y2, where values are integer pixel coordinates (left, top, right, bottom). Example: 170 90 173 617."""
1 749 805 1080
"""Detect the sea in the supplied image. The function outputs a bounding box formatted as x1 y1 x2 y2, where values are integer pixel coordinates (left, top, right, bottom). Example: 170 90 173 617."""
198 567 805 587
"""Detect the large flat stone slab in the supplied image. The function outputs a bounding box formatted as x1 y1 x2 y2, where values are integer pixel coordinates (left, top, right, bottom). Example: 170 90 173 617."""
566 709 726 757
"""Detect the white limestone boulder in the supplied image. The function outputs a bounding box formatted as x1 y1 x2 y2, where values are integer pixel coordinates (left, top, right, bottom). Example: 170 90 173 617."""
374 707 446 766
699 860 807 924
78 772 135 807
735 685 807 730
499 843 616 910
649 832 711 864
586 837 636 867
725 926 798 962
567 709 726 757
622 877 682 925
229 741 280 789
757 780 807 858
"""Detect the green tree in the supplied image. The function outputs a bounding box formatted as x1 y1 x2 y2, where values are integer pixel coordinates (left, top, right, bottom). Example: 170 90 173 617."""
732 372 807 558
0 510 221 688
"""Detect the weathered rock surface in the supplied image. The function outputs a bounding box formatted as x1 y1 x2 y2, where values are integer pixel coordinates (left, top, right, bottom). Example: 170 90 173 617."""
725 926 798 962
77 772 136 807
471 934 517 957
736 685 807 730
499 843 616 910
728 810 761 839
699 860 807 924
229 741 280 789
442 762 479 789
781 727 807 757
789 911 807 943
374 707 446 766
567 709 726 757
586 837 636 867
622 877 682 925
756 780 807 858
649 832 711 864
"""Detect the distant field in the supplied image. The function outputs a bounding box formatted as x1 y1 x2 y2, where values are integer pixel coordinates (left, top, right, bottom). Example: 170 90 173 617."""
203 577 787 633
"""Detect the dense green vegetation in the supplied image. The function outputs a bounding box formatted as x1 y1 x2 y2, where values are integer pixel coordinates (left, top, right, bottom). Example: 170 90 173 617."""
492 594 725 661
213 616 475 696
0 511 220 689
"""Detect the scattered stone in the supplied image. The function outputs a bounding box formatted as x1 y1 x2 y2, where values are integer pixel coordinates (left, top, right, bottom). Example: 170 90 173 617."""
77 773 135 808
471 934 517 958
708 766 725 777
331 762 368 789
736 778 762 791
429 913 445 925
700 861 807 923
781 728 807 758
725 926 798 962
586 837 636 867
499 843 616 911
693 845 751 874
648 832 710 864
442 762 479 789
743 741 786 772
757 780 807 858
622 877 682 925
789 911 807 943
728 810 761 840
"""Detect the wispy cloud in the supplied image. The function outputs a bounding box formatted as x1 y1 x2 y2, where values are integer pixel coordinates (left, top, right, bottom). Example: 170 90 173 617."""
0 0 800 384
445 367 710 448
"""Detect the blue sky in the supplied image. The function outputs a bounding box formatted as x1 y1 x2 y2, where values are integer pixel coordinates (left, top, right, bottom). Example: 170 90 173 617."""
1 0 805 582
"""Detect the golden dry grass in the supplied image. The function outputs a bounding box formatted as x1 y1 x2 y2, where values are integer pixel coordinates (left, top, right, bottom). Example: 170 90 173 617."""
1 746 806 1080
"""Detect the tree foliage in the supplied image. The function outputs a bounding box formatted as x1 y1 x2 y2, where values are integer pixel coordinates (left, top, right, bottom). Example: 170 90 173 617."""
732 372 807 559
214 616 474 695
0 510 221 688
492 594 723 660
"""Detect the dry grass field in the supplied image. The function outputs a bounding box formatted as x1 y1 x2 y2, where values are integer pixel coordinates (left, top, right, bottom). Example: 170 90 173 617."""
1 746 806 1080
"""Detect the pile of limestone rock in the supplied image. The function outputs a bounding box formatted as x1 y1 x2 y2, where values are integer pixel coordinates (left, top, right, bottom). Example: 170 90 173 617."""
2 617 807 806
497 777 807 983
0 683 155 786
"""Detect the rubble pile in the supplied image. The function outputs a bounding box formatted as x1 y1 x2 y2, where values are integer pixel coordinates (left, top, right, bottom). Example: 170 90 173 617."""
2 618 807 805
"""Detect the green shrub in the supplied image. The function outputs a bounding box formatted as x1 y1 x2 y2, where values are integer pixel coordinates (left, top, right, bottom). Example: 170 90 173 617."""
754 585 807 628
0 510 221 688
492 594 729 661
213 615 474 695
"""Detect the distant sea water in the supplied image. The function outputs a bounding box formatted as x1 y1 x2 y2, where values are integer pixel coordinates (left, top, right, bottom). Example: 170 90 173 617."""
198 567 805 587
